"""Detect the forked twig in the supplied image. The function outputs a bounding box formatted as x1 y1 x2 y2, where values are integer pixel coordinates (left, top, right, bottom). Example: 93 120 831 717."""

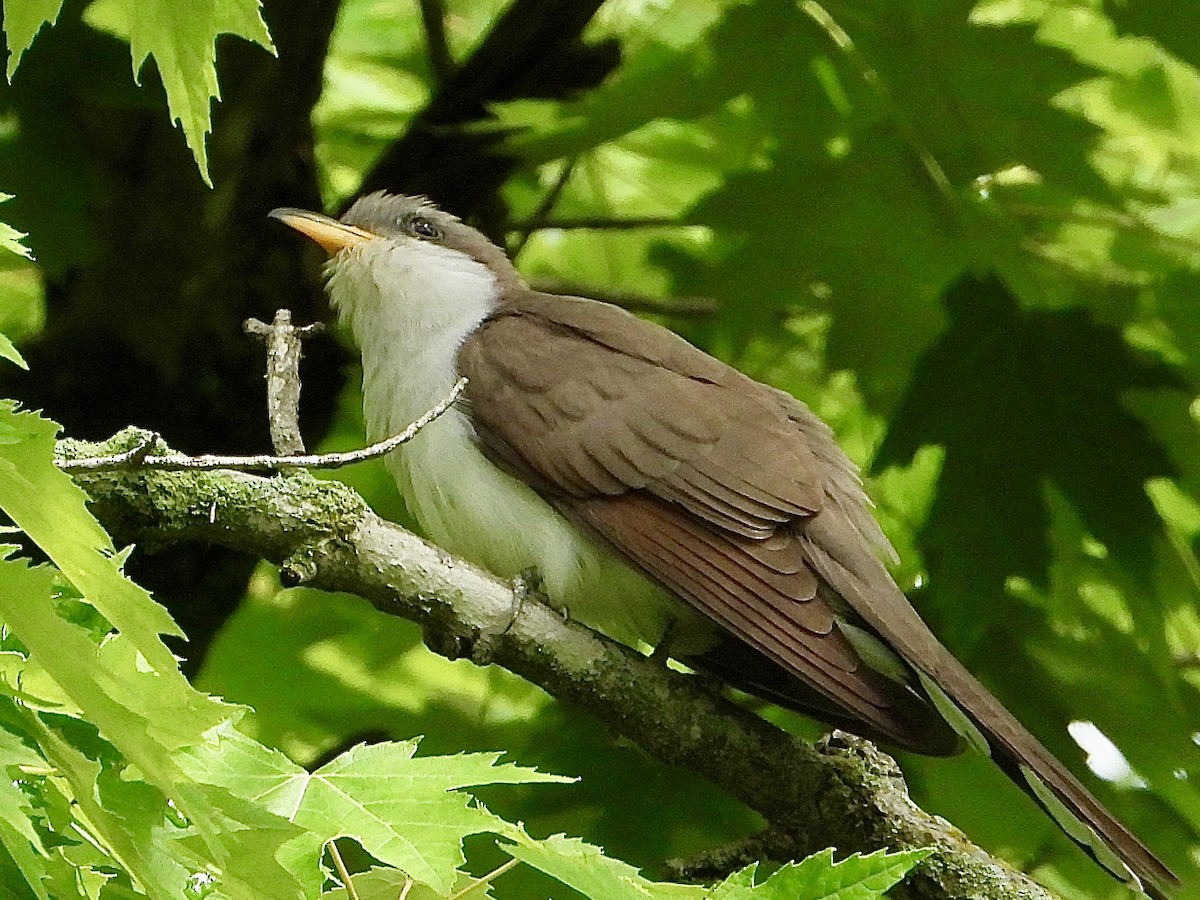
326 840 361 900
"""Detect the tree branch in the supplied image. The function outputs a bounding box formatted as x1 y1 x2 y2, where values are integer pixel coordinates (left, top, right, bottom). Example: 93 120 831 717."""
354 0 618 222
417 0 455 85
515 216 684 231
60 431 1058 900
528 281 719 317
509 157 576 259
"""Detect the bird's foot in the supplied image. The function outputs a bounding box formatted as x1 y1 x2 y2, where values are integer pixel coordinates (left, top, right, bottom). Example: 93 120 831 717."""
504 565 547 635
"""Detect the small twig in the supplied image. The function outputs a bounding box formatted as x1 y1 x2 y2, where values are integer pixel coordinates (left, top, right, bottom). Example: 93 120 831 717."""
514 215 682 231
327 839 361 900
997 199 1200 255
509 157 577 259
530 280 718 317
446 858 520 900
397 875 414 900
59 432 164 470
56 378 468 473
417 0 454 84
245 310 325 456
799 1 955 206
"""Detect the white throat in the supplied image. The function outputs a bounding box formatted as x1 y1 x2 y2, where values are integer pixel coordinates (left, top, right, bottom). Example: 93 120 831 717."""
326 238 499 431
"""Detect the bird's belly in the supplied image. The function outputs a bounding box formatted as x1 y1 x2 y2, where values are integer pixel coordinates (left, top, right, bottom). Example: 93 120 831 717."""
387 409 717 654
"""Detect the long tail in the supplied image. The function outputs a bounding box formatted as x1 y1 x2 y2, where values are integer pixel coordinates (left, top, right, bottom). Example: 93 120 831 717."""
924 644 1176 898
799 509 1177 897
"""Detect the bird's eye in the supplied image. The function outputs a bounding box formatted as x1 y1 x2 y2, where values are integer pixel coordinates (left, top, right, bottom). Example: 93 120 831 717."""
409 217 441 240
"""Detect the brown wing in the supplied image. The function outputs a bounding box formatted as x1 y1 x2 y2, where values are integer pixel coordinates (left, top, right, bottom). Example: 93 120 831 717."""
458 292 1176 897
458 292 957 753
458 299 818 537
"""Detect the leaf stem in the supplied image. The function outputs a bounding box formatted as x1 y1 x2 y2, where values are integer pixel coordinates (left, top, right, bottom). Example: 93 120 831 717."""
799 0 955 205
327 840 361 900
446 858 520 900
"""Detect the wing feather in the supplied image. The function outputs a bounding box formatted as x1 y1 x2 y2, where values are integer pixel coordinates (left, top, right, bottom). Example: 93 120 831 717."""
578 493 959 749
458 294 956 751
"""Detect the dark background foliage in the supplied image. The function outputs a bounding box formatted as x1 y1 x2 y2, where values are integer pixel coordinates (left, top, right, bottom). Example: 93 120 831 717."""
1 0 1197 896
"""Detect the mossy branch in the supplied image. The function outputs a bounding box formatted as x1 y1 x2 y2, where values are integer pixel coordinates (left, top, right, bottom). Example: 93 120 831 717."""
59 429 1058 900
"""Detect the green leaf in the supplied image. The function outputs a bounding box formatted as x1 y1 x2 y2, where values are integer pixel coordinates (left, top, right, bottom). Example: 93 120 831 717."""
503 832 704 900
501 0 820 165
682 137 960 408
285 742 570 894
196 582 762 882
0 560 201 897
182 725 571 896
43 846 112 900
322 866 496 900
0 411 314 897
505 838 927 900
0 699 120 899
23 709 196 899
0 195 32 370
3 0 66 78
0 661 313 899
874 274 1188 846
0 724 52 900
0 216 31 262
709 848 930 899
0 332 27 370
878 274 1179 630
0 326 26 369
0 404 185 677
5 0 275 181
127 0 275 183
1103 0 1200 74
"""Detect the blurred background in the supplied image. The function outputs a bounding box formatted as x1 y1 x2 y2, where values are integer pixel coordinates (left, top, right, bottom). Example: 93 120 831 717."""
1 0 1198 896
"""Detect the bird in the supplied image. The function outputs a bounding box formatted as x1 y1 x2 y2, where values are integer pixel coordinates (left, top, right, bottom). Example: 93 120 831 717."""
271 191 1176 898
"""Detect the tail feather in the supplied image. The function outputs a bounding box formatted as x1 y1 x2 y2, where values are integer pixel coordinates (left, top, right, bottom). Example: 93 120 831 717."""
798 509 1177 896
928 647 1177 899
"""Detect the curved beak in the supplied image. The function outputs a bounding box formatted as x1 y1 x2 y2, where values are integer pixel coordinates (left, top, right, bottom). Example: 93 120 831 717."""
269 208 377 254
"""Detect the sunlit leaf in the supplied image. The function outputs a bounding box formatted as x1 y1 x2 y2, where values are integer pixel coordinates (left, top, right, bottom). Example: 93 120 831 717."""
3 0 66 78
709 848 930 899
504 832 704 900
127 0 274 182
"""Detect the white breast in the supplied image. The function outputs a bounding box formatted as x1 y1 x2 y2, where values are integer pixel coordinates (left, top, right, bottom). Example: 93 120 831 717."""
325 238 705 651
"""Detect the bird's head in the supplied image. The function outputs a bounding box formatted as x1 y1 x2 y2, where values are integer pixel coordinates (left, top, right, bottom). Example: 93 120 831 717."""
270 192 524 327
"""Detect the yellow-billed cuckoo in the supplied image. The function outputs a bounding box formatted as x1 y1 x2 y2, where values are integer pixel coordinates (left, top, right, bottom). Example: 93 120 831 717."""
271 192 1175 897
